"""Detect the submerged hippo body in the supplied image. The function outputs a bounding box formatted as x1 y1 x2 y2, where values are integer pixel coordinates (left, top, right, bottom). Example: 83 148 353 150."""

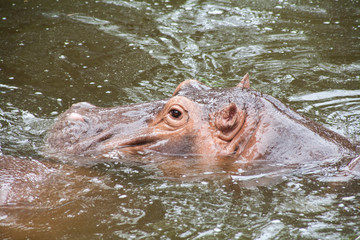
46 75 356 163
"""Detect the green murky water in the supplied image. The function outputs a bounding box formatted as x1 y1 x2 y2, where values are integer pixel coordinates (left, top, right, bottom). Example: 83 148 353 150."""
1 0 360 239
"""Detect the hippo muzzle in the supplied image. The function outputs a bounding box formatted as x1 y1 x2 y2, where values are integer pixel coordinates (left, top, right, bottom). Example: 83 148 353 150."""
46 100 166 157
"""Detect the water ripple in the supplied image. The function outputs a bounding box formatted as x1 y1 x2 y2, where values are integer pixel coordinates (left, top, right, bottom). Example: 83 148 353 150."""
289 89 360 101
289 89 360 141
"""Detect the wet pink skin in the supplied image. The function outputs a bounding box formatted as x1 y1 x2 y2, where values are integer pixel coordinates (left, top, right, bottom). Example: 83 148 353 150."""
45 75 357 166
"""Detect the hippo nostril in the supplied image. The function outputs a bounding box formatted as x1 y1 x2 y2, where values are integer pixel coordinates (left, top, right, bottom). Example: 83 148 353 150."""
67 112 85 122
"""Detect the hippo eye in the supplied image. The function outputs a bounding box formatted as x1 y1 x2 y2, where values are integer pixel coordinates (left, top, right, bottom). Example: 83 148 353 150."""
169 109 182 118
162 102 189 128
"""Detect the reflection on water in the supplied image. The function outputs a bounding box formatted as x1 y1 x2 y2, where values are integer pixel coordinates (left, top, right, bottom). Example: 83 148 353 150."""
1 0 360 239
1 156 359 239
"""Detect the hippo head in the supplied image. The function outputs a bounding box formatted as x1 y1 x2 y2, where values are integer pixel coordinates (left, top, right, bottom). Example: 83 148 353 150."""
46 74 262 159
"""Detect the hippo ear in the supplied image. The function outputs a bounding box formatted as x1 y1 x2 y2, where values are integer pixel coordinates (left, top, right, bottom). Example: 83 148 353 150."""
212 103 245 141
236 73 250 89
173 79 211 96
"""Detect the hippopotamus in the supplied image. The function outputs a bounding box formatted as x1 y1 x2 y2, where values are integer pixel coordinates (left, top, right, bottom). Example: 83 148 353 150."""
0 75 358 208
46 74 358 165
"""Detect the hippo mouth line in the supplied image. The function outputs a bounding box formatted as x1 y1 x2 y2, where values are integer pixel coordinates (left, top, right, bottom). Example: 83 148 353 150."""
118 136 155 148
106 133 161 152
